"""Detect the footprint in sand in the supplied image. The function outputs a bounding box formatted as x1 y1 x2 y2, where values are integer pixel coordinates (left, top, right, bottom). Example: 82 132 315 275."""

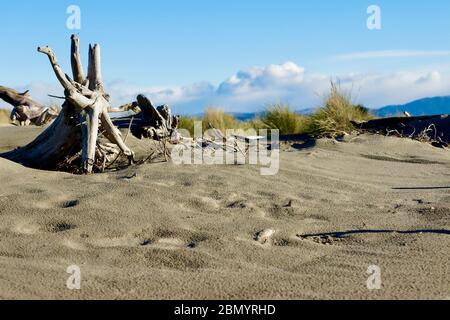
0 251 25 259
297 234 344 246
62 239 87 251
273 238 299 247
62 199 80 208
87 236 188 249
154 238 187 250
254 229 275 245
153 181 176 188
13 221 41 235
227 200 247 209
185 196 220 212
267 204 296 219
145 238 200 249
302 217 329 224
13 220 76 235
89 237 142 248
46 221 77 233
24 188 46 195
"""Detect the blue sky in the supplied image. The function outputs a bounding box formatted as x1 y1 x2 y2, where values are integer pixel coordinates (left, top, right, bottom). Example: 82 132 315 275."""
1 0 450 113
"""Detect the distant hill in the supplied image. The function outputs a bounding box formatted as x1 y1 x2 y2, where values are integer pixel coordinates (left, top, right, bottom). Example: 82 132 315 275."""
229 112 260 121
189 112 260 121
230 109 316 120
375 96 450 117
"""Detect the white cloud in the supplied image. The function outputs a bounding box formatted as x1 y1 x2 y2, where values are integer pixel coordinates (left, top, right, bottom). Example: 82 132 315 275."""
339 71 450 107
218 62 304 95
334 50 450 61
4 62 450 114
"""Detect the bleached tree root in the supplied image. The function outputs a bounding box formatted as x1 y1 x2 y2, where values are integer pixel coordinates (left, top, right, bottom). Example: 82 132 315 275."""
0 35 134 174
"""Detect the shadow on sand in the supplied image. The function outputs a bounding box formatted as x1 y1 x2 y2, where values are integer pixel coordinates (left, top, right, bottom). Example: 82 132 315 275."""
279 134 316 150
393 186 450 190
299 229 450 239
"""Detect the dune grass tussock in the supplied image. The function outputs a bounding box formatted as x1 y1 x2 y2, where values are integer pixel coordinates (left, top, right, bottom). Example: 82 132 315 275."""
178 115 200 137
178 82 374 138
307 82 374 137
178 108 243 136
255 104 308 135
202 108 240 133
178 106 307 136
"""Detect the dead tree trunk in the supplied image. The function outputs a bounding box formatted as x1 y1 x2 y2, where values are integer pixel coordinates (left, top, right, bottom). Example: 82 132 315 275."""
0 86 58 126
0 35 134 173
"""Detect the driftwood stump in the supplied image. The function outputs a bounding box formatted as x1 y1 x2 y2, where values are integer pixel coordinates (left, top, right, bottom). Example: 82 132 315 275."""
0 86 58 126
353 114 450 147
0 35 134 173
113 94 180 142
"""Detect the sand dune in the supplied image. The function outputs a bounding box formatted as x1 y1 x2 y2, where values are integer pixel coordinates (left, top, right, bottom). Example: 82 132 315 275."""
0 126 449 299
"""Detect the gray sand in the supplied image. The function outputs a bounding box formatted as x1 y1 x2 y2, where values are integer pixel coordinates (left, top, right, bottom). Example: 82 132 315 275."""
0 126 449 299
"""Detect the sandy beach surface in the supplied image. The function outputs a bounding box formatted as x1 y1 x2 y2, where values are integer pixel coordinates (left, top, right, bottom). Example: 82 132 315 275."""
0 125 448 300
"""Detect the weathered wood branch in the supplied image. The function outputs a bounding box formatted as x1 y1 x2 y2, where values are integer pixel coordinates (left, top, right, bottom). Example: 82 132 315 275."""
87 44 105 94
109 101 140 113
0 85 58 126
70 34 85 85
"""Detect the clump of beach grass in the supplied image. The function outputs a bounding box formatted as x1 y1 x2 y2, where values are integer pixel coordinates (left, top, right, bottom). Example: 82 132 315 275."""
202 108 240 133
177 108 241 136
307 81 373 137
178 82 374 138
254 104 308 135
178 115 200 137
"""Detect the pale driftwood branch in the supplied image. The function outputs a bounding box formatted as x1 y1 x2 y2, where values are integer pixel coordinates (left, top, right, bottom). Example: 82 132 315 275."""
70 34 85 85
109 101 140 113
85 107 101 173
87 44 94 90
37 46 94 111
92 45 104 94
37 46 75 92
100 111 134 157
87 44 105 94
80 111 88 169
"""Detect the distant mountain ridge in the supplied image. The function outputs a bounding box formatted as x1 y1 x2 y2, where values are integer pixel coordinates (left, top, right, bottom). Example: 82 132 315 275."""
374 96 450 117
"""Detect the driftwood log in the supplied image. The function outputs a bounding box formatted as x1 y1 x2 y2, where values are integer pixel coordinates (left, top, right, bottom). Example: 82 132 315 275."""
1 35 180 173
113 95 180 142
0 86 58 126
0 35 134 173
353 114 450 147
